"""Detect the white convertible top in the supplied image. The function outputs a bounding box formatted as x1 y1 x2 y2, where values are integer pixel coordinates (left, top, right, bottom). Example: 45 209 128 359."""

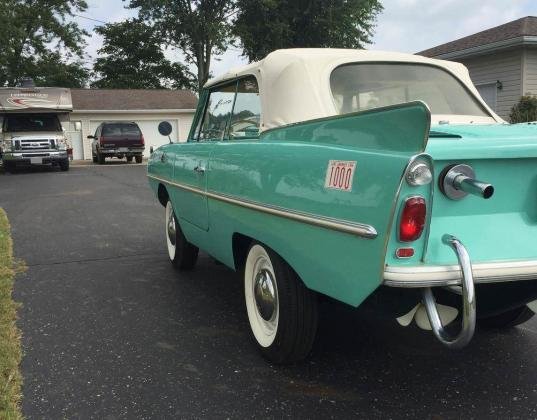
205 49 501 131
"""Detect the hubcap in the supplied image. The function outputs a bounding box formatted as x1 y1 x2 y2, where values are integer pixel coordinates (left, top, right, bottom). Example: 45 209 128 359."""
167 210 176 245
254 269 277 321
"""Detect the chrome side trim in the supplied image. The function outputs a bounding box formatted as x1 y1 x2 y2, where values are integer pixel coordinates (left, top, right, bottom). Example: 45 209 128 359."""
148 174 378 239
384 259 537 288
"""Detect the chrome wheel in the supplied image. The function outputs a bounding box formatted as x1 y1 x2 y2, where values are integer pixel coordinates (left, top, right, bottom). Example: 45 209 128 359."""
245 245 279 347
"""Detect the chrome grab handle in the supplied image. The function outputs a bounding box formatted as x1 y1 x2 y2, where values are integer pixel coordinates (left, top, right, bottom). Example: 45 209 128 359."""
422 234 476 349
193 165 205 174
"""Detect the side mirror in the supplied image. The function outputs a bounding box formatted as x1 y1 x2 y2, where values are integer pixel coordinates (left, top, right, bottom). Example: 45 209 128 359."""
158 121 173 136
87 135 94 139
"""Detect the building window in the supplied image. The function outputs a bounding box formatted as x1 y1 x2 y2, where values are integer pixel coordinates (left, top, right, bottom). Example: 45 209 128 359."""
476 82 498 112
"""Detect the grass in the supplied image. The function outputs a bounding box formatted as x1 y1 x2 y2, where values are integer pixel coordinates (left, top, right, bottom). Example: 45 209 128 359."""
0 208 22 420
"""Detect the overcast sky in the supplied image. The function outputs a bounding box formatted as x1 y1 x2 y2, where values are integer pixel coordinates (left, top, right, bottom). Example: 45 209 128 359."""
79 0 536 77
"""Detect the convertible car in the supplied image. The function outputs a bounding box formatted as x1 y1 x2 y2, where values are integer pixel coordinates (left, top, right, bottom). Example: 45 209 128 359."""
148 49 537 363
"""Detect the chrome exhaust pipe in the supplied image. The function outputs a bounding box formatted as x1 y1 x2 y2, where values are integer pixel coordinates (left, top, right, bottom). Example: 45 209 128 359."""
441 164 494 200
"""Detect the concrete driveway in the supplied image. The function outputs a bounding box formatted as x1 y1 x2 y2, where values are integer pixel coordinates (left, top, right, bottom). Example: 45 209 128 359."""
1 164 536 419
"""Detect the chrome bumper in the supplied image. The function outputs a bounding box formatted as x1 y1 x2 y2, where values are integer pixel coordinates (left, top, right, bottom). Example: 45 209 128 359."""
2 151 68 161
422 235 476 349
384 259 537 288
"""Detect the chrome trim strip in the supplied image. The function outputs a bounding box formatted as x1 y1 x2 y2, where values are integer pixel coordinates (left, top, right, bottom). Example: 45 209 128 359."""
148 174 378 239
384 259 537 287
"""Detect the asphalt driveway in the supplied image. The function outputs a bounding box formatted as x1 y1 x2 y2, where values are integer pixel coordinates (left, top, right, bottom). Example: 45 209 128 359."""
1 164 536 419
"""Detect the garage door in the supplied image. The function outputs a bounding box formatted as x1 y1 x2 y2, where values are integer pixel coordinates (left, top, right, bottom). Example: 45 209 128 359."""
89 119 179 157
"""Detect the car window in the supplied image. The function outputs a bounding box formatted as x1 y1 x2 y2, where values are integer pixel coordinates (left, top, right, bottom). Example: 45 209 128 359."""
198 83 236 141
4 114 62 132
330 63 490 117
228 77 261 140
102 123 141 136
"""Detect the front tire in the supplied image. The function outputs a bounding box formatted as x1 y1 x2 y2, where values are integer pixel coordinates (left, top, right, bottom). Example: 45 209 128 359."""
59 159 69 171
479 305 535 329
98 152 105 165
244 243 318 364
165 201 198 270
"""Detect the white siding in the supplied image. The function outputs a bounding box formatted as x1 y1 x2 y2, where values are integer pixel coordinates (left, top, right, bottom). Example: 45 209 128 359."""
459 49 523 120
523 47 537 95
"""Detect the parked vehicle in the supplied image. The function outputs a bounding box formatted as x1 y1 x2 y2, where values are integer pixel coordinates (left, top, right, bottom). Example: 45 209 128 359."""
88 122 145 164
0 84 71 172
147 49 537 363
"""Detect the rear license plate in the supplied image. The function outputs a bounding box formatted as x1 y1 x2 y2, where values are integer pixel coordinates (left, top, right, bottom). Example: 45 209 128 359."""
119 148 129 152
30 157 42 164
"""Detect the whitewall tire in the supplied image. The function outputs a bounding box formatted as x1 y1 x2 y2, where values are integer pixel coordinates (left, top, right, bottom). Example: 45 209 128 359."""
165 200 198 270
244 243 318 363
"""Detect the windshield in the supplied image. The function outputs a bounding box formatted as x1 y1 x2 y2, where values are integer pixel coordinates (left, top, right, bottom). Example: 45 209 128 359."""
102 123 141 136
4 114 62 132
330 63 490 117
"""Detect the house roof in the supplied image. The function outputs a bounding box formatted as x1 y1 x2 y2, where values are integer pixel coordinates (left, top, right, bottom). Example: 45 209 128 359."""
418 16 537 59
71 88 197 111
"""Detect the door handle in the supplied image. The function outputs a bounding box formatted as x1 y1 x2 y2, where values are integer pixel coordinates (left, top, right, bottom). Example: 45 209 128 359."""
193 165 205 174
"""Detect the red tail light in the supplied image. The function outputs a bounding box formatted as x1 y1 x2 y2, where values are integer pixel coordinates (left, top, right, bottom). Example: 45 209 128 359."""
399 196 426 242
141 134 145 146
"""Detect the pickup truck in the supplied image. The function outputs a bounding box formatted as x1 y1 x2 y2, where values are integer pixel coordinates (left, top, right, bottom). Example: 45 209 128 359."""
0 85 71 172
88 121 145 164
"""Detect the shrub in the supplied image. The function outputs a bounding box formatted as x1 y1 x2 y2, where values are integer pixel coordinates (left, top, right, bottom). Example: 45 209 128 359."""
510 94 537 123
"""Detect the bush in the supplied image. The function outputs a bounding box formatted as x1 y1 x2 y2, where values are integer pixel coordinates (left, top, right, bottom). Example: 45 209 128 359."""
510 94 537 123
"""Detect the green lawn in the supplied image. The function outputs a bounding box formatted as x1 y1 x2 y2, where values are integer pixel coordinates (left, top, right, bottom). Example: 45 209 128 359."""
0 208 22 419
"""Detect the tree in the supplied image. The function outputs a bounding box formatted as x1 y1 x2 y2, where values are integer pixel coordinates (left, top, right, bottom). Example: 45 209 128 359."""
92 20 195 90
510 95 537 123
128 0 236 90
234 0 383 62
0 0 89 87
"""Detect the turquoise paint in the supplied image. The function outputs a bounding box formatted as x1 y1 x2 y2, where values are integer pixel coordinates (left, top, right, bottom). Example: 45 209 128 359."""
423 124 537 265
148 102 430 307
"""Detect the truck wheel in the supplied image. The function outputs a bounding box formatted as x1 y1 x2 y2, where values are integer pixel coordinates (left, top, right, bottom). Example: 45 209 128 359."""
479 306 535 329
244 243 318 364
92 155 98 163
135 155 143 164
165 201 198 270
59 159 69 171
2 162 14 173
127 156 133 163
98 153 106 164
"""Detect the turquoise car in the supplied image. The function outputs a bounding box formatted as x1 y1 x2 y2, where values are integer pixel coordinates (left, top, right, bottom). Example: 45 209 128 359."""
148 49 537 363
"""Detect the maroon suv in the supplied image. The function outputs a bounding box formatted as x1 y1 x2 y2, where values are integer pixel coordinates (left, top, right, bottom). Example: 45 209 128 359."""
88 122 145 164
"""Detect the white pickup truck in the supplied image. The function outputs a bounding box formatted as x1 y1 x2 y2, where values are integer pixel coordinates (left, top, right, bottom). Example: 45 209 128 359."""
0 85 72 172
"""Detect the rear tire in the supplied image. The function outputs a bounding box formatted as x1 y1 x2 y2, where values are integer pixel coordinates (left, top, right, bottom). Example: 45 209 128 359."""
135 155 143 164
479 306 535 329
244 243 318 364
98 153 105 164
59 159 69 171
165 201 198 270
92 155 98 163
127 156 133 163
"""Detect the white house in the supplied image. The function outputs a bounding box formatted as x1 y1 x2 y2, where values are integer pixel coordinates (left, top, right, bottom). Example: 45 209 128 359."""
66 88 197 160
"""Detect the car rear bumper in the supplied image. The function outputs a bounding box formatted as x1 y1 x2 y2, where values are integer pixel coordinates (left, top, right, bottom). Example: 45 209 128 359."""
384 259 537 287
100 147 144 156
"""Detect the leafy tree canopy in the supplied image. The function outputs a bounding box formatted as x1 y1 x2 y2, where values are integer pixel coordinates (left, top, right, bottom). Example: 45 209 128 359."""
234 0 383 62
92 20 195 90
0 0 89 87
128 0 236 90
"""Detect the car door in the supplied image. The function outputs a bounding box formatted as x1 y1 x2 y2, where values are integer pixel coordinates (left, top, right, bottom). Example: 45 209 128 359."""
171 81 237 231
